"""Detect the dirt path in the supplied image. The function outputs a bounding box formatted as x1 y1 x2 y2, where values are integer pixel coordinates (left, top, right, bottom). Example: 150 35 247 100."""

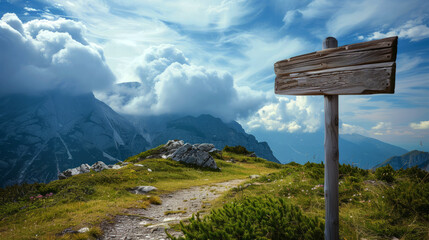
101 179 245 240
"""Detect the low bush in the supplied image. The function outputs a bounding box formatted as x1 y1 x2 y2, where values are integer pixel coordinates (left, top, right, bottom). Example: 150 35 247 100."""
375 165 395 183
223 145 253 155
167 196 324 240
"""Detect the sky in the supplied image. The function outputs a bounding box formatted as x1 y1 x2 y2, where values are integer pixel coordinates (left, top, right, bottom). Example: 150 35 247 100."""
0 0 428 151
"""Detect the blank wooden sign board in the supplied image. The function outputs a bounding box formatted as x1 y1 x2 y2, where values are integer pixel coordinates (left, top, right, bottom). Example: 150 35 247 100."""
274 36 397 240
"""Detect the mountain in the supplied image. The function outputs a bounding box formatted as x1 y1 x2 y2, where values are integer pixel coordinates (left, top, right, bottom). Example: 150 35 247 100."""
249 130 408 169
374 150 429 171
0 92 149 187
128 114 280 163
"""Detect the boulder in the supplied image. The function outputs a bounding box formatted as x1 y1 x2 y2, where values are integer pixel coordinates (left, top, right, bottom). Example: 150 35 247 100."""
91 161 109 172
58 164 91 180
170 143 219 170
164 140 184 154
131 186 157 194
194 143 216 152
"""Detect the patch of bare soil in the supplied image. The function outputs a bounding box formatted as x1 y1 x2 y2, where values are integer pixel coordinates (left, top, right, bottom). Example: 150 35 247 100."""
101 179 245 240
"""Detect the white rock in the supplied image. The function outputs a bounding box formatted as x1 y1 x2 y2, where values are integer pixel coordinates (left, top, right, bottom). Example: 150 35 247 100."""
134 164 144 167
78 227 89 233
249 175 260 179
148 168 152 172
110 165 122 169
131 186 157 194
91 161 109 172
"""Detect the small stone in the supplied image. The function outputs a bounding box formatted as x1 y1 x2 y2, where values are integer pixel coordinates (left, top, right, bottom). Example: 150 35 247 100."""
249 175 260 179
134 164 144 167
131 186 157 194
148 168 152 172
78 227 89 233
110 165 122 169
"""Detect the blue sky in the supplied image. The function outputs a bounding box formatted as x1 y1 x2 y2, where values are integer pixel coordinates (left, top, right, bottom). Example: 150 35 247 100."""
1 0 429 151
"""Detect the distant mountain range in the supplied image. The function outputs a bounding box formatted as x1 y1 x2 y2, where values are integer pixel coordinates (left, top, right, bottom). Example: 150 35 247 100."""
0 90 414 187
374 150 429 171
0 93 278 187
250 130 408 169
0 92 149 187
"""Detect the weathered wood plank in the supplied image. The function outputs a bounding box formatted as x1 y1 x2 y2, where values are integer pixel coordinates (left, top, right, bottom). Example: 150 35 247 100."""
324 95 339 240
275 62 395 95
274 36 397 75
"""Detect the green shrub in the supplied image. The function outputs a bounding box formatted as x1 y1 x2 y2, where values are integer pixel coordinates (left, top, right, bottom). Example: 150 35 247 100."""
339 164 368 179
167 196 324 240
223 145 253 155
397 166 429 183
383 181 429 221
375 165 395 183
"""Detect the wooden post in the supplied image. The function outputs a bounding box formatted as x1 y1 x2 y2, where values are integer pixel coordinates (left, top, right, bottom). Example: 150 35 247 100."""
323 37 339 240
274 35 397 240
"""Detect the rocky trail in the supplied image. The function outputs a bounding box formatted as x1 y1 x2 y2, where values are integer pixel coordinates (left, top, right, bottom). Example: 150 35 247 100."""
101 179 245 240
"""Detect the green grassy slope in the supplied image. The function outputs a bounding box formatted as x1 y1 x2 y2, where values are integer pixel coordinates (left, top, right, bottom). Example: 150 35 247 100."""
183 163 428 240
0 147 281 239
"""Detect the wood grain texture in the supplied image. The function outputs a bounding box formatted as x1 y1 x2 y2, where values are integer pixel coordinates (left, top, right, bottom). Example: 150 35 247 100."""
275 62 395 95
324 95 339 240
274 36 397 95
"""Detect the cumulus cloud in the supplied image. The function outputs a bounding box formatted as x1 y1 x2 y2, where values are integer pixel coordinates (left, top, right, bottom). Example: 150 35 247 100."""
340 123 368 135
243 96 323 133
410 121 429 130
96 44 268 120
366 19 429 41
371 122 393 135
0 13 114 95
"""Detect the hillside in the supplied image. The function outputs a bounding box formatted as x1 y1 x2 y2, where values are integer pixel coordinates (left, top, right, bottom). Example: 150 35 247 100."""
374 150 429 171
0 144 427 240
0 144 281 239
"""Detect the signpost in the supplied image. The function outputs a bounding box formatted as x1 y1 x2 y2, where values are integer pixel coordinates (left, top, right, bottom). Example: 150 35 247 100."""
274 36 397 240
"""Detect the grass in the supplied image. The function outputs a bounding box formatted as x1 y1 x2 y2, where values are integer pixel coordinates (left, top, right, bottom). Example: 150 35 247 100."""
0 148 282 239
208 162 429 240
164 210 187 215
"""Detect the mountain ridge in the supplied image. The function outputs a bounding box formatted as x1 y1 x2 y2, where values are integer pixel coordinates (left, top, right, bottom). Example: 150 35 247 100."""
0 92 150 187
249 130 408 169
374 150 429 171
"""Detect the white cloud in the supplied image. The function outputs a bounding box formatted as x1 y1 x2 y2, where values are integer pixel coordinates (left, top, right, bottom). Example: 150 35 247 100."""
96 45 268 120
282 0 429 38
397 54 423 73
0 13 114 95
371 122 393 135
24 7 38 12
366 19 429 41
50 0 255 31
340 123 368 135
410 121 429 130
244 96 323 133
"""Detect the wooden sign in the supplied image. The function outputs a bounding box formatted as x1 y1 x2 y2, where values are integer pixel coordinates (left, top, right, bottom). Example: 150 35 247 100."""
274 36 397 95
273 36 398 240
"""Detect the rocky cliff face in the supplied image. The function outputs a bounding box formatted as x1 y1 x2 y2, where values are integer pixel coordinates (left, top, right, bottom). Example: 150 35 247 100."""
0 92 149 187
130 114 280 163
374 150 429 171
